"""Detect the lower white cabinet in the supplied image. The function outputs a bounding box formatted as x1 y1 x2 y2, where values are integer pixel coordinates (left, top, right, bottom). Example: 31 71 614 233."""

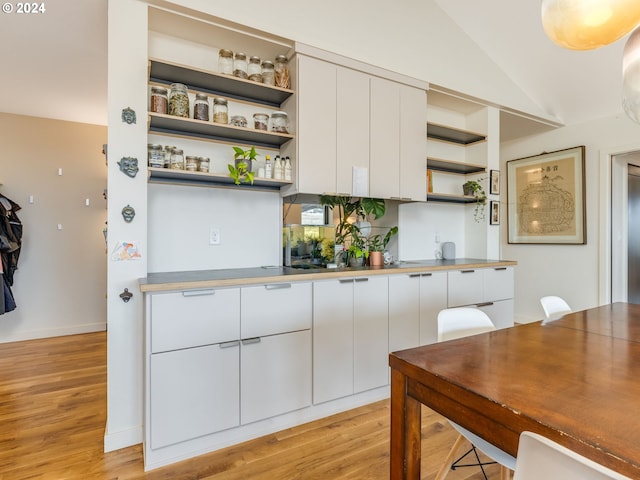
150 341 240 449
313 276 389 404
389 272 448 351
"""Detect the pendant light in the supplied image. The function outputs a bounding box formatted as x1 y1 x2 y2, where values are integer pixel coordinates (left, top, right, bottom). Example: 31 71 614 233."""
541 0 640 50
623 26 640 123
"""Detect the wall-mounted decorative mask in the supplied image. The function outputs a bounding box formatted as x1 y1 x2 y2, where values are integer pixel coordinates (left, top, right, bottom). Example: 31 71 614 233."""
117 157 139 178
121 107 136 124
121 204 136 223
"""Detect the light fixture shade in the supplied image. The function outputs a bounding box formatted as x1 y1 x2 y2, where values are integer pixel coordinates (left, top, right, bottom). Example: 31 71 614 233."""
623 26 640 123
542 0 640 50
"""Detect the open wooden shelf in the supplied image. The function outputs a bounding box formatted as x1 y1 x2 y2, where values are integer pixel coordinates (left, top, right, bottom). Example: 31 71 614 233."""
426 192 478 204
427 157 486 174
427 123 486 146
148 167 292 191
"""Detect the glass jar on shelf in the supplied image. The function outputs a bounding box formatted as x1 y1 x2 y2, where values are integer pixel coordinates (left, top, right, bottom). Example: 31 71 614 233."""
198 156 210 172
274 54 291 89
213 97 228 124
248 56 262 82
150 86 168 114
185 155 198 171
218 48 234 75
261 60 275 86
233 52 248 79
253 113 269 131
170 148 184 170
193 93 209 121
269 111 289 133
168 83 190 118
147 144 164 168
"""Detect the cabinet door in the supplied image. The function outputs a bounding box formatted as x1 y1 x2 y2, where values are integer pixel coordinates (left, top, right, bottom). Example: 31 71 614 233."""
297 55 337 194
483 267 514 302
478 299 514 330
241 330 312 424
151 288 240 353
353 276 389 393
419 272 448 345
388 274 420 352
447 269 484 307
400 85 427 201
370 77 400 199
241 282 312 338
336 67 370 196
150 342 240 449
313 279 354 404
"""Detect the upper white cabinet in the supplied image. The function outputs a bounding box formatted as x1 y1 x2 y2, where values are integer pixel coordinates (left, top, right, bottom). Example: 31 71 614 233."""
285 48 427 200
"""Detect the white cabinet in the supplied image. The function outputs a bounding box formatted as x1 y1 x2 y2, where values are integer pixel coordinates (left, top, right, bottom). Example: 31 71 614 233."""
447 266 514 329
150 342 240 449
293 54 426 200
388 271 447 351
313 276 389 404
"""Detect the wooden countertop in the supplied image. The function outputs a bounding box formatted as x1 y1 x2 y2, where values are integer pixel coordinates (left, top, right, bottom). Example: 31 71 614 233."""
139 258 516 293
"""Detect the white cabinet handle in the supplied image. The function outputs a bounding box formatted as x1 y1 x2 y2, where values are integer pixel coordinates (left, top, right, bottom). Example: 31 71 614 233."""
242 337 261 345
265 283 292 290
219 341 240 349
182 289 215 297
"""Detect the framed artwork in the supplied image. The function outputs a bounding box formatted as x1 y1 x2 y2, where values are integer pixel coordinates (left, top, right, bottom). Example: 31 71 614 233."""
507 145 586 244
490 169 500 195
490 201 500 225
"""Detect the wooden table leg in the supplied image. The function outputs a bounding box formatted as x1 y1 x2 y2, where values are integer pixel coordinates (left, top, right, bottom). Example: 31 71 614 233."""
390 368 422 480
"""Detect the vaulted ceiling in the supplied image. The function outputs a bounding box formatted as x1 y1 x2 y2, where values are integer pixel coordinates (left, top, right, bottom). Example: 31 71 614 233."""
0 0 632 135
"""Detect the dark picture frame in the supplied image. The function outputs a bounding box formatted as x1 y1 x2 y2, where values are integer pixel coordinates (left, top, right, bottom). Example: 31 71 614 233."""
507 146 586 244
490 200 500 225
489 169 500 195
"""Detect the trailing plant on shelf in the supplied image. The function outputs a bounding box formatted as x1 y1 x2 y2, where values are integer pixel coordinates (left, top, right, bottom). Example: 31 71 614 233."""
228 146 258 185
463 178 487 222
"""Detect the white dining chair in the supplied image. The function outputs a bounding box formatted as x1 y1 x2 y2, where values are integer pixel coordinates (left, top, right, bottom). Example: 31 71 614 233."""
435 307 516 480
513 431 632 480
540 296 571 324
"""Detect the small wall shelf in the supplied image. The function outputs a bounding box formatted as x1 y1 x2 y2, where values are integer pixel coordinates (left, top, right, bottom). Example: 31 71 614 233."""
148 167 292 191
427 123 486 146
426 192 478 204
427 157 486 174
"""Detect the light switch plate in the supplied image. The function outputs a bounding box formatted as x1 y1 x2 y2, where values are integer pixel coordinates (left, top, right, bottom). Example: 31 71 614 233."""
209 227 220 245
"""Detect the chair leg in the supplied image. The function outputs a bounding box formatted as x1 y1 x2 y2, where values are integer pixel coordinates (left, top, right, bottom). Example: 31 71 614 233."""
435 434 469 480
500 465 513 480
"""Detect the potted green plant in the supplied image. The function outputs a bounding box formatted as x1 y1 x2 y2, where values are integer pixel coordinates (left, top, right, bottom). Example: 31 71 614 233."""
228 146 259 185
366 226 398 266
463 179 487 222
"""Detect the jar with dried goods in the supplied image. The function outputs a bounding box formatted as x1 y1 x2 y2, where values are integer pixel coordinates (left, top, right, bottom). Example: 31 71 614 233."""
147 144 164 168
150 86 168 114
213 97 228 124
170 148 184 170
230 115 247 128
169 83 190 118
261 60 275 86
248 56 262 82
193 93 209 121
269 111 289 133
163 146 173 168
218 48 234 75
274 55 291 89
233 52 248 79
198 156 210 172
185 155 198 171
253 113 269 131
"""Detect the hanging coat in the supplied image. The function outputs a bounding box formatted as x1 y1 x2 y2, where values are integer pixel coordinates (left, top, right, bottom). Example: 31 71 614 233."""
0 194 22 314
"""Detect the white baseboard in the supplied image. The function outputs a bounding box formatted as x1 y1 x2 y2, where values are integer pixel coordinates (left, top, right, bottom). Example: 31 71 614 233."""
104 424 143 452
0 322 106 344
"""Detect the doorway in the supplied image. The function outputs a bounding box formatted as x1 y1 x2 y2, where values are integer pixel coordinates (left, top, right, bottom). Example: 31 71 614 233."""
628 165 640 303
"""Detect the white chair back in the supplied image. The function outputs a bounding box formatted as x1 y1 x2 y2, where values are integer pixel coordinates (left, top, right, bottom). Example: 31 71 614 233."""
513 431 632 480
437 307 496 342
540 296 571 324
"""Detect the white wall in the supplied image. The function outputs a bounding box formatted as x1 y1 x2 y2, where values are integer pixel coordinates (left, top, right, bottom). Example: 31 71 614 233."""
501 113 640 324
0 113 107 342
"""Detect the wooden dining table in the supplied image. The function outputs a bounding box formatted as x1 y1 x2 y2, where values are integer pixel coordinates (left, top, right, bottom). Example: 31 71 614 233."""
389 302 640 479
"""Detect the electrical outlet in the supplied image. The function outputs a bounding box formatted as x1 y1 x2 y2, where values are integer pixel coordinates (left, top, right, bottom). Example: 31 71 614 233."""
209 227 221 245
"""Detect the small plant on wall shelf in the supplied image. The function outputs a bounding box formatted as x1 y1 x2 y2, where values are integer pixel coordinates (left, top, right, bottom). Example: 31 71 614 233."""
463 178 487 222
228 146 258 185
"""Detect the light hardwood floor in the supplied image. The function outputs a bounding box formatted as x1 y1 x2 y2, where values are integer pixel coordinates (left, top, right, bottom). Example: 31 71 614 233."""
0 331 502 479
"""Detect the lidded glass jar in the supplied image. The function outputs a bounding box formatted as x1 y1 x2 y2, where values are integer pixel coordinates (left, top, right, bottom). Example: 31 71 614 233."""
198 156 210 172
168 83 190 117
147 144 164 168
261 60 275 86
163 145 174 168
150 86 168 114
185 155 199 171
269 111 289 133
213 97 228 124
233 52 248 79
248 56 262 82
253 113 269 131
193 93 209 121
170 148 184 170
274 54 290 89
218 48 234 75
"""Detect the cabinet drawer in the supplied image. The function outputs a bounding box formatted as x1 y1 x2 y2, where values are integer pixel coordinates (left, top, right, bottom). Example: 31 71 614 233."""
478 299 514 330
151 288 240 353
241 282 312 338
483 267 514 301
447 269 484 307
